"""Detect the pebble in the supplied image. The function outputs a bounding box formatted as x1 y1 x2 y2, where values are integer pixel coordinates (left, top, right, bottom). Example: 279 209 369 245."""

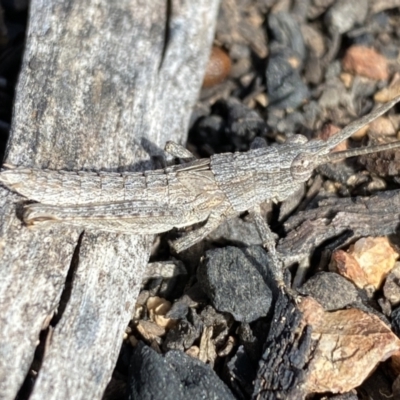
342 46 389 81
368 116 396 136
203 46 231 88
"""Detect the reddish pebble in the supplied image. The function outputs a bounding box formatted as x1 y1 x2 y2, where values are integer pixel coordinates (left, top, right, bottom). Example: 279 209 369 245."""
202 46 231 88
317 123 348 154
342 45 388 81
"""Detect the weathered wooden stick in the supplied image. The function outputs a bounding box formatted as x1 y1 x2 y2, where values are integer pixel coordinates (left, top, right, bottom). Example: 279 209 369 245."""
0 1 220 399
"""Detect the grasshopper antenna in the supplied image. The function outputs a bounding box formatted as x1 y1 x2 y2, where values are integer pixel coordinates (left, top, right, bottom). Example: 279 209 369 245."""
324 94 400 151
317 140 400 165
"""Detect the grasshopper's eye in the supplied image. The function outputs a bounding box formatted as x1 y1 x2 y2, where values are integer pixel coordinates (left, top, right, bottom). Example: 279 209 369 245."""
290 153 315 181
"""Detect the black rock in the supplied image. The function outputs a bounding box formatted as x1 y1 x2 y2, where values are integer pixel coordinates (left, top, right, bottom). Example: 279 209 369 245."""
197 246 274 323
127 342 235 400
298 272 359 311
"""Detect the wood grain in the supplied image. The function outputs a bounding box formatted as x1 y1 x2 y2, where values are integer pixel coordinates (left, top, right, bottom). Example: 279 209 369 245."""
0 1 220 399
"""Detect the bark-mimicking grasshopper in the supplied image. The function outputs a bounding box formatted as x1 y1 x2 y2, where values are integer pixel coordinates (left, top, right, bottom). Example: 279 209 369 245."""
2 96 400 277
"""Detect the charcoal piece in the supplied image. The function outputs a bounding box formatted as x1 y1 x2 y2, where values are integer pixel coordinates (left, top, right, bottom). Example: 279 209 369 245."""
164 350 235 400
227 345 257 398
197 246 273 323
237 322 267 365
207 217 262 247
103 377 127 400
278 189 400 266
191 98 268 154
253 290 314 399
392 307 400 337
127 342 235 400
266 47 310 110
115 342 133 376
162 308 203 352
190 114 226 154
222 97 267 142
184 282 209 306
298 272 359 311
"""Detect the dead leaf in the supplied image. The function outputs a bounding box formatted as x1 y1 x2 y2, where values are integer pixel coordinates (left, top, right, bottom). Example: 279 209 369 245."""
331 237 398 289
299 297 400 394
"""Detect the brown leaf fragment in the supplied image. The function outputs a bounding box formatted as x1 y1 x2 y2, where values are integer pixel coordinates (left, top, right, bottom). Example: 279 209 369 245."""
342 46 389 81
146 296 177 329
331 237 398 289
199 325 218 366
136 320 166 342
298 297 400 394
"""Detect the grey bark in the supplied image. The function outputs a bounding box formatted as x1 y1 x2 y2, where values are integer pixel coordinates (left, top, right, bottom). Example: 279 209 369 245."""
0 1 220 399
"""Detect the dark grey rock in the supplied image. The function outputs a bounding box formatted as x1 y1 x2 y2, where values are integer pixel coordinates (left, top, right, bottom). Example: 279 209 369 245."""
325 0 368 35
298 272 359 310
166 300 189 320
127 342 235 400
197 246 273 323
162 308 203 352
392 306 400 337
268 12 306 63
266 47 310 110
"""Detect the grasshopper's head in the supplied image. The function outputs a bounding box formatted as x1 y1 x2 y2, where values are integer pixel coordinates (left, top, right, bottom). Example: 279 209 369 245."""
290 152 317 182
289 94 400 183
290 140 400 184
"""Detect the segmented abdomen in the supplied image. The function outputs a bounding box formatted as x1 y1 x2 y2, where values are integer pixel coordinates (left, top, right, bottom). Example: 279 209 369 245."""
0 167 171 205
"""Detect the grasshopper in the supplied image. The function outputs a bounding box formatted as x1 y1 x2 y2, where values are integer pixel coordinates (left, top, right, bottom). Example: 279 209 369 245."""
1 96 400 268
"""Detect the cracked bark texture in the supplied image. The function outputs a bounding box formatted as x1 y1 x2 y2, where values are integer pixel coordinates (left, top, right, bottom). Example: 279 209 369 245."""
278 189 400 265
0 1 220 399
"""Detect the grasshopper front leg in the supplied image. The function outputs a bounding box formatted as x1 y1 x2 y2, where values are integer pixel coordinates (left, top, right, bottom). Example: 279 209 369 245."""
250 204 285 285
